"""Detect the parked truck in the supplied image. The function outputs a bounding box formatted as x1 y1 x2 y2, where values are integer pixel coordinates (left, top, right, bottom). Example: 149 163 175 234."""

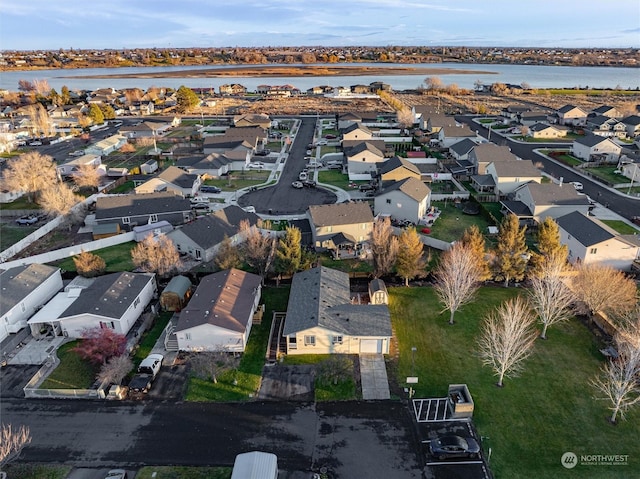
128 353 164 394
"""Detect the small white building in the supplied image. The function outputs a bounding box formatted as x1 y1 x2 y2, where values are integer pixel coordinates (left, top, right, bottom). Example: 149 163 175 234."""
56 154 102 177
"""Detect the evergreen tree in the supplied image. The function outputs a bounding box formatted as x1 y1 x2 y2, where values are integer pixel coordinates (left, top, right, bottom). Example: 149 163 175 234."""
88 103 104 124
275 226 314 276
460 225 492 281
495 214 528 287
176 85 200 113
100 104 116 120
61 85 70 105
396 228 426 286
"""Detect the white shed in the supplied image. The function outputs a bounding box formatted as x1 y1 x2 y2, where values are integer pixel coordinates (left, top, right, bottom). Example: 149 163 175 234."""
231 451 278 479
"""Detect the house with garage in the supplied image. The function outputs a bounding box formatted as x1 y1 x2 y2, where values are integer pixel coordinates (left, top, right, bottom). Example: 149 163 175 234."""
425 113 457 134
119 120 173 139
519 111 550 127
307 202 374 258
528 123 568 139
344 141 385 178
501 105 530 122
337 112 363 130
56 153 103 178
341 123 373 141
134 166 202 197
437 125 477 149
554 105 588 126
0 264 63 342
94 191 193 228
620 115 640 138
590 105 622 119
501 182 592 224
449 138 479 162
483 158 542 197
556 211 640 271
374 177 431 224
219 84 247 96
282 266 392 355
233 113 271 129
177 151 250 177
586 115 626 138
571 135 622 162
468 143 516 175
27 272 156 339
378 156 422 183
173 268 262 353
168 205 261 262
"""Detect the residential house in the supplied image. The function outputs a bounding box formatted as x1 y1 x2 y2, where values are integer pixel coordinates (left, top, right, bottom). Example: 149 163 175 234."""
134 166 202 197
528 123 568 139
590 105 622 119
483 158 542 196
174 268 262 353
168 205 261 262
557 211 640 271
341 123 373 141
282 266 392 355
468 143 516 175
425 113 457 134
501 182 591 223
337 112 362 130
233 113 271 129
177 151 250 177
374 177 431 224
27 272 156 339
572 135 622 162
203 127 266 154
410 105 437 128
344 141 385 178
94 191 193 228
160 275 192 312
219 84 247 96
307 202 374 257
519 111 550 127
437 125 476 149
554 105 588 126
501 105 530 122
56 153 102 178
84 134 128 156
621 115 640 138
0 264 63 342
586 115 626 138
378 156 422 183
618 160 640 182
449 138 479 162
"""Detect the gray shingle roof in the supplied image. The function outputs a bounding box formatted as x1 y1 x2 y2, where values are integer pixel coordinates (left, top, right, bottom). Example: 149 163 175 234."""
526 183 590 206
490 159 541 178
345 141 384 158
471 143 516 163
556 211 616 247
176 268 261 333
381 177 431 202
157 166 198 188
308 202 374 227
282 266 391 337
59 272 155 320
378 156 421 176
449 138 478 156
0 264 60 316
95 192 191 220
574 134 611 147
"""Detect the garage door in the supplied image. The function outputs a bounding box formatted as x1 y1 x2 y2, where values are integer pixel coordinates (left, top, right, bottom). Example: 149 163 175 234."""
360 339 382 354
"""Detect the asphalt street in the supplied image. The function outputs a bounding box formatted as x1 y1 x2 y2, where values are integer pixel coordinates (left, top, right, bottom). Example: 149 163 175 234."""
0 398 423 478
238 117 338 215
456 116 640 220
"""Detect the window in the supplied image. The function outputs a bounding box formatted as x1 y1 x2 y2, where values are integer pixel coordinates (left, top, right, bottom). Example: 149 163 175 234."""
185 333 191 340
122 217 131 224
327 226 332 233
332 335 343 345
195 249 202 259
590 248 598 254
100 321 115 329
133 297 140 308
304 335 316 346
149 214 158 223
386 199 391 204
20 302 26 313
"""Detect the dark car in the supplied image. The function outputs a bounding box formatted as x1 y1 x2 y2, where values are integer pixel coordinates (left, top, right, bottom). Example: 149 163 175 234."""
15 215 39 225
200 185 221 193
191 202 210 211
303 180 317 188
255 149 271 156
429 435 480 460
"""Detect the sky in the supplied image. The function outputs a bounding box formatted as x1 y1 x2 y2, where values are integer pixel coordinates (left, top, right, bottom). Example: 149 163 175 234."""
0 0 639 51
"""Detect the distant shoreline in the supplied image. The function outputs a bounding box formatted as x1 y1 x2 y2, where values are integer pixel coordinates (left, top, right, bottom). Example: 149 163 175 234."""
62 65 498 80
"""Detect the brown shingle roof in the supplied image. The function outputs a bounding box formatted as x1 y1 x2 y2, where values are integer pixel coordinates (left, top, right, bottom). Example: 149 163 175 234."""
308 202 374 227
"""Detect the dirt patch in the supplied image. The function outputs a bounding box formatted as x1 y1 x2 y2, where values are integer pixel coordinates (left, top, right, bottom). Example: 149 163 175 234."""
258 363 315 401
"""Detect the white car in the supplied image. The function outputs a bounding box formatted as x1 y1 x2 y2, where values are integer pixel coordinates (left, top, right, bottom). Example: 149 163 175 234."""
298 171 308 181
247 162 265 169
69 150 85 157
292 181 304 189
569 181 583 191
316 139 328 146
307 161 322 168
105 470 127 479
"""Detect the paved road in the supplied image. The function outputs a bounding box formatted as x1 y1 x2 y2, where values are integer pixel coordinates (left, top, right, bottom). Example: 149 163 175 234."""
456 116 640 220
238 117 337 214
0 398 423 478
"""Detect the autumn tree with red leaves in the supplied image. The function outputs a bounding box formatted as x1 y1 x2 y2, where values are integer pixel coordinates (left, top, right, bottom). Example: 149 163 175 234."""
73 327 127 365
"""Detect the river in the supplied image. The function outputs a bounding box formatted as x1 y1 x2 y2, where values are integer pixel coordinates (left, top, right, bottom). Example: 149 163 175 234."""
1 62 638 92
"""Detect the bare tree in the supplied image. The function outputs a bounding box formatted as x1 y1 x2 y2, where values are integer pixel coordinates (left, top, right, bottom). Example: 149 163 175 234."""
71 163 101 191
371 216 398 278
528 253 576 339
97 354 133 385
592 340 640 424
571 264 637 318
424 76 444 91
396 107 415 128
0 423 31 466
214 235 241 271
38 182 82 226
478 297 538 387
190 349 238 384
131 235 181 278
73 250 106 278
1 151 57 202
395 228 426 286
239 219 275 279
434 242 482 325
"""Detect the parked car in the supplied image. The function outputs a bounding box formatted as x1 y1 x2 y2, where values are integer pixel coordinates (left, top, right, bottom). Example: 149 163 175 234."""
15 215 39 225
298 171 308 181
307 161 321 168
327 162 343 170
316 139 328 146
358 184 375 192
429 435 480 460
104 470 128 479
303 180 317 188
200 185 221 193
325 134 337 139
129 353 164 394
191 202 210 211
28 140 42 146
69 150 85 157
255 149 271 156
292 181 304 189
247 162 265 169
569 181 583 191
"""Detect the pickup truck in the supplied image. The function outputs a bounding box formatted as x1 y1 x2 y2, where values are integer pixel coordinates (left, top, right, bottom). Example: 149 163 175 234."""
128 353 163 394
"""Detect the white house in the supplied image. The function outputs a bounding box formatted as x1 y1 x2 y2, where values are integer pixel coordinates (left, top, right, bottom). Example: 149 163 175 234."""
56 154 102 178
0 264 63 342
555 105 588 126
374 177 431 224
556 211 640 271
484 159 542 196
502 182 592 223
345 141 385 178
134 166 202 197
571 135 622 162
84 134 128 156
174 269 262 353
27 272 157 339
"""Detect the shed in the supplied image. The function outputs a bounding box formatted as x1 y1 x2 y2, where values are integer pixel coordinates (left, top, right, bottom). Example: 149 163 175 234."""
231 451 278 479
160 275 192 312
141 159 159 174
92 223 121 240
368 278 388 305
133 221 174 242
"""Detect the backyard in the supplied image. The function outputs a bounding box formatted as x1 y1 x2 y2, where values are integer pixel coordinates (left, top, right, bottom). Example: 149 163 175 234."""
425 200 496 243
51 241 137 273
204 171 271 191
390 286 640 479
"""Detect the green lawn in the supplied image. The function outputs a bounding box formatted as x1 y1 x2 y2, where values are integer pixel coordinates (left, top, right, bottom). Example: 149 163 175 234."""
390 286 640 479
2 464 72 479
51 242 136 272
550 153 582 166
108 180 135 193
185 286 291 401
133 312 173 364
317 254 373 274
600 219 640 234
205 172 270 191
0 197 40 210
427 201 492 242
318 170 353 190
136 466 232 479
282 354 358 401
40 341 98 389
583 165 628 185
0 223 39 251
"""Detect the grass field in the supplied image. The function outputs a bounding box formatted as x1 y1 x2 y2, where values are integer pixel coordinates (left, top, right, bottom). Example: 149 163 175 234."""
51 242 136 272
204 171 270 190
318 170 352 190
583 165 628 184
600 219 640 234
2 464 71 479
389 286 640 479
0 223 39 251
136 467 232 479
427 201 493 243
39 341 98 389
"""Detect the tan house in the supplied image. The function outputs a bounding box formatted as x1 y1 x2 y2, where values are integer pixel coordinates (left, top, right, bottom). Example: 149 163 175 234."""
134 166 201 197
528 123 567 139
233 113 272 129
374 177 431 224
556 105 588 126
485 159 542 196
468 143 516 175
282 266 392 355
437 125 476 148
307 202 374 257
344 141 385 178
379 156 421 183
572 135 622 162
501 182 592 223
341 123 373 141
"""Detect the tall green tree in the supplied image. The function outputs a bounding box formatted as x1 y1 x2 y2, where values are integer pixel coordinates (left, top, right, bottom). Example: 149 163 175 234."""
60 85 70 105
176 85 200 113
460 225 492 281
100 104 116 120
495 214 528 287
88 103 104 124
395 228 426 286
530 217 568 277
275 226 303 276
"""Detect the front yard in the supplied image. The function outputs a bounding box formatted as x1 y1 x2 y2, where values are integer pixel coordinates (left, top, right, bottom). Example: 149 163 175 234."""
390 286 640 479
